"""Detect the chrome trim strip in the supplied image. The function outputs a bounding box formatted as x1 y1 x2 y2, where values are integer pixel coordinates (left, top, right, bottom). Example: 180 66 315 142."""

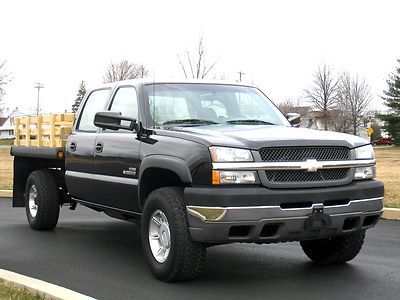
66 170 138 185
187 197 383 211
212 159 375 171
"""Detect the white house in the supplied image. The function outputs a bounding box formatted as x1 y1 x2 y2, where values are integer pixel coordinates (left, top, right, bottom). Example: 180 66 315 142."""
0 108 26 139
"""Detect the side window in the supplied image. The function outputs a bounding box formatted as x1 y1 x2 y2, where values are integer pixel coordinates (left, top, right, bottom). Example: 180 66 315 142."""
77 89 110 131
109 86 139 130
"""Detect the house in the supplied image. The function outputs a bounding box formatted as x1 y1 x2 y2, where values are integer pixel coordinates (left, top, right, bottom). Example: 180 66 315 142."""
0 108 26 139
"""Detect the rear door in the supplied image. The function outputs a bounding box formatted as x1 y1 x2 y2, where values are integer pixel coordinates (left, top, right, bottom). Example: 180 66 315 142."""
65 88 111 202
92 86 141 212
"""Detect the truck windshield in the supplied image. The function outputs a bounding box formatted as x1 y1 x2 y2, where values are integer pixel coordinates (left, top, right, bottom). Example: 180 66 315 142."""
144 84 290 127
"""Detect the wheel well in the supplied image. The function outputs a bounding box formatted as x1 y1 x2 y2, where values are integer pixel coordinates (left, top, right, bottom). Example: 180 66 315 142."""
139 168 186 208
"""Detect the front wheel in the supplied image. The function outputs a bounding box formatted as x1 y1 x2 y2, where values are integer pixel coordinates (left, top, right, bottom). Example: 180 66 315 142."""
300 230 366 264
25 170 60 230
141 187 206 282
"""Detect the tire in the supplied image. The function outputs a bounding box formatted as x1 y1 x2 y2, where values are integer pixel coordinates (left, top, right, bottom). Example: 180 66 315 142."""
25 170 60 230
141 187 206 282
300 230 366 264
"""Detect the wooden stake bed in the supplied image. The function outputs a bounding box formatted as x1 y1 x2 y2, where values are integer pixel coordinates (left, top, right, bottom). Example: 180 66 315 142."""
14 113 75 147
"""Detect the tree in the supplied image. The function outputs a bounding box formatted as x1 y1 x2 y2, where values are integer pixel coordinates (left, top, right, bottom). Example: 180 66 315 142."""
337 73 372 135
378 59 400 145
178 35 219 79
71 81 87 113
304 64 340 130
370 122 382 141
0 60 12 115
103 60 148 83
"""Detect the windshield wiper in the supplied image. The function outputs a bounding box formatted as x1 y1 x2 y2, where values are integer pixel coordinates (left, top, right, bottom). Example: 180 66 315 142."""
226 119 277 125
163 119 218 126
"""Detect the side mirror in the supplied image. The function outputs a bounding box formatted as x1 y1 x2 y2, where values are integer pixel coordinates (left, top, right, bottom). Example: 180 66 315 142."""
94 111 137 131
286 113 301 127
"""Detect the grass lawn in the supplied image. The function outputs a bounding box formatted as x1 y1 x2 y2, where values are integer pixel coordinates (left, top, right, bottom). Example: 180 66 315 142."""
0 280 44 300
0 145 398 207
0 146 13 190
374 146 400 208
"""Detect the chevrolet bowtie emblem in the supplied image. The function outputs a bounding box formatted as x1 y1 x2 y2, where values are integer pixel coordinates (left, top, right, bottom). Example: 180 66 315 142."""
305 159 323 172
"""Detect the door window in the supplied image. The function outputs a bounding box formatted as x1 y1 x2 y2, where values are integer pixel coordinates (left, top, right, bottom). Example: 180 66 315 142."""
109 86 139 130
77 89 110 131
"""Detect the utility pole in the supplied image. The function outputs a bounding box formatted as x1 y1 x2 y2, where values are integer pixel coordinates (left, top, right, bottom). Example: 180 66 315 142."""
238 71 245 82
34 82 44 116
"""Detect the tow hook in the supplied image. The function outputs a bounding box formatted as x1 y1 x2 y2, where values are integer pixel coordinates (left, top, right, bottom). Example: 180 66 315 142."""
305 204 332 230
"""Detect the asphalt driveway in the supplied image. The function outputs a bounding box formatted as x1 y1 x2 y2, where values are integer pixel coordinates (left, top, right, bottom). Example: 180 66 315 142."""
0 198 399 300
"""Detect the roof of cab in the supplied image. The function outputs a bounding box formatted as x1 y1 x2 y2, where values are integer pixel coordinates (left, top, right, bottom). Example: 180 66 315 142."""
91 78 256 91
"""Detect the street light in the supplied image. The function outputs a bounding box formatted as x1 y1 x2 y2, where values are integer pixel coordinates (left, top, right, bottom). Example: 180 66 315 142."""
34 82 44 116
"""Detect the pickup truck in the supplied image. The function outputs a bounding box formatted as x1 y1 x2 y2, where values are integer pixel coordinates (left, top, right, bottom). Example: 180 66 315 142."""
11 80 384 282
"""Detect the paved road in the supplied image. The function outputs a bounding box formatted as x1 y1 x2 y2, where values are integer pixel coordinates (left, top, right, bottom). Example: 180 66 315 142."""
0 198 399 300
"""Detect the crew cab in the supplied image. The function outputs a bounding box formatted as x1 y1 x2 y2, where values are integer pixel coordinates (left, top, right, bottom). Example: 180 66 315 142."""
11 80 384 282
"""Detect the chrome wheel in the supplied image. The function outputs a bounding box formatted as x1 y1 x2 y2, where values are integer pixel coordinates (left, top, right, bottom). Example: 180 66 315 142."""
148 210 171 263
28 185 38 218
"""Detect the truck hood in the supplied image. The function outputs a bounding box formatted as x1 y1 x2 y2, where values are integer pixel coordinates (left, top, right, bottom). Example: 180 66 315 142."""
155 125 370 149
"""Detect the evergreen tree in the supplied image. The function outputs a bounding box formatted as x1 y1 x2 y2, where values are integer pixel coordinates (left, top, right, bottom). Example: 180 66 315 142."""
72 81 86 113
379 59 400 145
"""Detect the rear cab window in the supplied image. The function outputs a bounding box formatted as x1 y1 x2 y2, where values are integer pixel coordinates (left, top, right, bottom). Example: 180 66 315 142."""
76 89 111 131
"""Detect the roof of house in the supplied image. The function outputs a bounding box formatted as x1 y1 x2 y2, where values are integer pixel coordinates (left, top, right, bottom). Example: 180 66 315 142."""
0 117 7 127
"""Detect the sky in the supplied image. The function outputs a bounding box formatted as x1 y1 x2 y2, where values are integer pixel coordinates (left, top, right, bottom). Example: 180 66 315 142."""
0 0 399 116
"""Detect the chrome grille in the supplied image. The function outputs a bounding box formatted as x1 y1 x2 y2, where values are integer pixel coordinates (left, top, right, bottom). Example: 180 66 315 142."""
265 169 350 183
259 146 351 187
259 146 350 162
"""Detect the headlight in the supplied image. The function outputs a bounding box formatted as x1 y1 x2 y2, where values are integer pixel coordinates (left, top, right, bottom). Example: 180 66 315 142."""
355 144 375 160
212 170 258 184
354 145 376 180
209 146 253 162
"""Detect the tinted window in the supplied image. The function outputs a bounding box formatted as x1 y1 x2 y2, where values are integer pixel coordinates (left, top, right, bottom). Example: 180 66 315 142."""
78 89 110 131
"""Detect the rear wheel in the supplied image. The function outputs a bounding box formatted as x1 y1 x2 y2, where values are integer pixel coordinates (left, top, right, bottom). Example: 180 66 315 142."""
25 170 60 230
300 230 366 264
141 187 206 282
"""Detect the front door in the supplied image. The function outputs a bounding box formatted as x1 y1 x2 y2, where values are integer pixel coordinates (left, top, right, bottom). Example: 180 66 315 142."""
93 86 141 212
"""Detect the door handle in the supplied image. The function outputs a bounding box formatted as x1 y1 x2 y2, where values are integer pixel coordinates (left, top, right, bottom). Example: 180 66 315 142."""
95 142 104 153
69 141 77 152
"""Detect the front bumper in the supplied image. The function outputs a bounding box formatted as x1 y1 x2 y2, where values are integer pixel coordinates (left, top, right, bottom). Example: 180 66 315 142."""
184 180 384 243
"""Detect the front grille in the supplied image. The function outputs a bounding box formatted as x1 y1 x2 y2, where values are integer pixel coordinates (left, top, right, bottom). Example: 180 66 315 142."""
259 146 351 187
265 169 350 183
259 146 350 162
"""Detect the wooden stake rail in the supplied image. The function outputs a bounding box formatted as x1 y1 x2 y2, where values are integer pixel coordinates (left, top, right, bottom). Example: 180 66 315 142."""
14 113 75 147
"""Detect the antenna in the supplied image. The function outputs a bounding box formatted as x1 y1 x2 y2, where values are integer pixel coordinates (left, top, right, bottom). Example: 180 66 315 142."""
34 82 45 115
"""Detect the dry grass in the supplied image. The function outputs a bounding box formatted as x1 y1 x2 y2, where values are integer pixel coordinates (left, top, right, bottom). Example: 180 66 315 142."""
0 146 13 190
375 146 400 208
0 145 398 207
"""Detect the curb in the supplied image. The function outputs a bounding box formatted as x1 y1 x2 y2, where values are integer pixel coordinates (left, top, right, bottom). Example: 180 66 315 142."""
0 190 399 219
0 269 96 300
0 190 12 198
381 208 400 220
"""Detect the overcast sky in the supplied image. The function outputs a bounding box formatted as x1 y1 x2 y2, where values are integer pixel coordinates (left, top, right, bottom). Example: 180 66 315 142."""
1 0 399 115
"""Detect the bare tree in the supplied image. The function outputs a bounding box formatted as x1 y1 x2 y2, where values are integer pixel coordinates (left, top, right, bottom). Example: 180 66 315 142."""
278 98 300 115
103 60 148 83
178 35 219 79
304 64 340 130
337 73 372 135
0 60 12 115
